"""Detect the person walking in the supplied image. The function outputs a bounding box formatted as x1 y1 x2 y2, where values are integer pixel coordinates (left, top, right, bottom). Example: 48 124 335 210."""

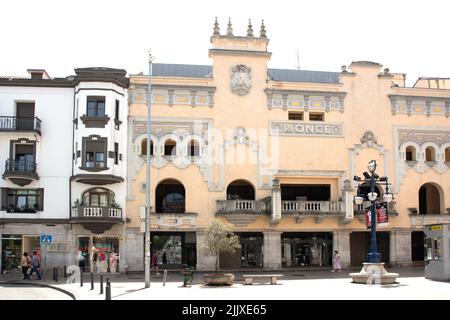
28 251 42 280
20 252 31 280
162 251 167 265
109 250 118 273
151 251 160 275
331 250 342 272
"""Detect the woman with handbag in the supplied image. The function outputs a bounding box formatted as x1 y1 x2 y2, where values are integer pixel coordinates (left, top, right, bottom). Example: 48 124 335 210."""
20 252 31 280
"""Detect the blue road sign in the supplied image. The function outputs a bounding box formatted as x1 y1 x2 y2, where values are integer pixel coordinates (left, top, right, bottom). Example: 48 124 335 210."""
40 234 53 244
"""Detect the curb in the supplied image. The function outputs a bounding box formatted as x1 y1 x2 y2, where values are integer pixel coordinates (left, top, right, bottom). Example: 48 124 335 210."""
0 281 77 300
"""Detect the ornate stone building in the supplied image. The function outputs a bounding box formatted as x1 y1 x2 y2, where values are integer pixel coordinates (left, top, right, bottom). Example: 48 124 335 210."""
124 19 450 271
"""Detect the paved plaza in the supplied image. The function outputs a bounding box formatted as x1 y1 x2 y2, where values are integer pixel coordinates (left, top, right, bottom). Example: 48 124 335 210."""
0 266 449 300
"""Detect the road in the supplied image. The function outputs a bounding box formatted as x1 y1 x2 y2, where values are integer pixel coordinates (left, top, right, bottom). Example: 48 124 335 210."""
0 284 73 300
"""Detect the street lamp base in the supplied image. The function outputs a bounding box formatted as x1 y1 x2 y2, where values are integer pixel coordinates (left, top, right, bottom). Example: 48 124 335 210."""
367 252 381 263
349 262 399 285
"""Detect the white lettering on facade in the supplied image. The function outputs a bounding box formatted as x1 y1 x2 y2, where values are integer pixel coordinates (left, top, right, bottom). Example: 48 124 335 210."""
270 121 344 137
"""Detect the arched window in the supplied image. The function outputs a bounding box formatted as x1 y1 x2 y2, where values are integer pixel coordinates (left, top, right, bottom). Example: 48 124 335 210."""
419 183 443 215
141 139 154 156
445 147 450 162
188 139 200 157
82 188 115 207
405 146 416 161
164 139 176 156
226 180 255 200
155 179 185 213
425 147 436 161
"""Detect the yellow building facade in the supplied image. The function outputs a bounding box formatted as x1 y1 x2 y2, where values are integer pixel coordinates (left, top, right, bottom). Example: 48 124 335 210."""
125 20 450 271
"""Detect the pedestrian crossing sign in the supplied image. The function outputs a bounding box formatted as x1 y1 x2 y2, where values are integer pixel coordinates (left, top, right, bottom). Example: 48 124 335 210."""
40 234 53 244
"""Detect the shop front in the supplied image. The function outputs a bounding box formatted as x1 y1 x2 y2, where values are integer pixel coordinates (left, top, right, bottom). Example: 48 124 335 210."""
1 234 41 274
77 236 120 273
150 232 196 269
219 233 263 269
281 232 333 268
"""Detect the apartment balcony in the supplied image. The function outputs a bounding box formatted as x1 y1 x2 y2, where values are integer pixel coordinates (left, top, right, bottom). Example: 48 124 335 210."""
216 199 270 227
282 200 345 223
0 116 41 135
71 205 123 233
2 159 39 186
408 208 450 228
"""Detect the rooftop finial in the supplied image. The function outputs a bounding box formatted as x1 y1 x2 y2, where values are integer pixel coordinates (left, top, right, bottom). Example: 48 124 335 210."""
259 19 267 38
247 19 254 37
226 17 233 36
213 17 220 36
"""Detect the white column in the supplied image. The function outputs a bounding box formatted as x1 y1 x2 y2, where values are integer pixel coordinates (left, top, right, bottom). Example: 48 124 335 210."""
263 231 282 270
196 231 215 271
271 179 281 223
333 231 350 268
390 230 412 266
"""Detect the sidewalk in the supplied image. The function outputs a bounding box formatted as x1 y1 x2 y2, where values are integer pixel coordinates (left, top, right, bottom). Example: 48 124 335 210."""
2 266 448 300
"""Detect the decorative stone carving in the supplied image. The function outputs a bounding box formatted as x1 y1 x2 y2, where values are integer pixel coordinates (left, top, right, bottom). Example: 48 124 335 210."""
360 131 377 145
233 127 250 144
230 65 251 96
399 130 450 147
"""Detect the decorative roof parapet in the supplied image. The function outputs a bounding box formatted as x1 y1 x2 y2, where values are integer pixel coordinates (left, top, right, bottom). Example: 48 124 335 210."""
212 17 220 36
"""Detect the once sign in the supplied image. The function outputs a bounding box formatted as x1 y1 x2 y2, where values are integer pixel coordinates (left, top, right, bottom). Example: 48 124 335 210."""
270 121 344 137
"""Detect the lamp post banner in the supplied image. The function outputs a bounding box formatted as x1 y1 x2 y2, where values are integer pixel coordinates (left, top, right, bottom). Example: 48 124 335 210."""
376 202 389 227
365 209 371 229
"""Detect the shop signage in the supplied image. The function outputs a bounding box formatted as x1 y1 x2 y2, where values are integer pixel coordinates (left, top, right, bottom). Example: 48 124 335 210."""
270 121 344 137
430 225 442 231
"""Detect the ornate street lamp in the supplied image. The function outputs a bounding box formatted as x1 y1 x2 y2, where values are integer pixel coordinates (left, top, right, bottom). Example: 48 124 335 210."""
353 160 393 263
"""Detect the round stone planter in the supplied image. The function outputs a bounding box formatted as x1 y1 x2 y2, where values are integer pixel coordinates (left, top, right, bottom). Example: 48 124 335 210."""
203 273 235 286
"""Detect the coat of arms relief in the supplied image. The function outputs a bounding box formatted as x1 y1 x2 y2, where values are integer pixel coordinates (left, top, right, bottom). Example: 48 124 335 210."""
230 64 251 96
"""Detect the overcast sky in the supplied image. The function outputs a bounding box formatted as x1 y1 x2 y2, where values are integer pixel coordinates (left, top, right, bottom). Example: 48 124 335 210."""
1 0 449 86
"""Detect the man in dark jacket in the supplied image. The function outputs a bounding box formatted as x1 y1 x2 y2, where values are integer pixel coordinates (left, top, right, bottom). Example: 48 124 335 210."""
28 251 42 280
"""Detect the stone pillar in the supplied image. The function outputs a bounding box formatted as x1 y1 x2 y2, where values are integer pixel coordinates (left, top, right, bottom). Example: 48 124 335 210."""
124 228 144 272
263 232 282 270
342 179 354 223
271 179 281 223
390 230 412 266
333 231 350 269
196 231 215 271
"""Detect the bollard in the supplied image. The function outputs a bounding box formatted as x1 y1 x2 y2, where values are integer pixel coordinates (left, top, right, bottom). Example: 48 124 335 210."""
54 267 58 282
163 269 167 286
100 274 104 294
105 278 111 300
80 272 83 287
52 267 55 281
90 272 94 290
64 265 67 278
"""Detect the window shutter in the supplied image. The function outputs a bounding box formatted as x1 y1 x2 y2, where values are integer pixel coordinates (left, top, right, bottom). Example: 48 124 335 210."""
1 188 8 211
38 188 44 211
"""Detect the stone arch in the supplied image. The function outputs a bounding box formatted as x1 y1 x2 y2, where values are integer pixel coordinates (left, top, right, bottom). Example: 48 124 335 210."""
226 179 256 200
155 178 185 213
418 182 445 215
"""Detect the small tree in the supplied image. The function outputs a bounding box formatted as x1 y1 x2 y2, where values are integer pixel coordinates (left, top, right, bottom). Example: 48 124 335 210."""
202 219 241 273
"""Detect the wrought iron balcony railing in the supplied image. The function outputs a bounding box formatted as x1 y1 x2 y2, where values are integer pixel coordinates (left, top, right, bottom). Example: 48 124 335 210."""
0 116 41 134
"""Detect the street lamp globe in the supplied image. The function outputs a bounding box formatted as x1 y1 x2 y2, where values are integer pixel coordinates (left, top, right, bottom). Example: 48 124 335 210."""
368 160 377 173
367 192 378 201
383 193 393 203
354 195 364 205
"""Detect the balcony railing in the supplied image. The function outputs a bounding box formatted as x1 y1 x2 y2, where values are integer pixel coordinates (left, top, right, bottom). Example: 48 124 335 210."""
282 201 344 215
4 159 37 175
216 199 269 214
0 116 41 135
71 205 122 220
